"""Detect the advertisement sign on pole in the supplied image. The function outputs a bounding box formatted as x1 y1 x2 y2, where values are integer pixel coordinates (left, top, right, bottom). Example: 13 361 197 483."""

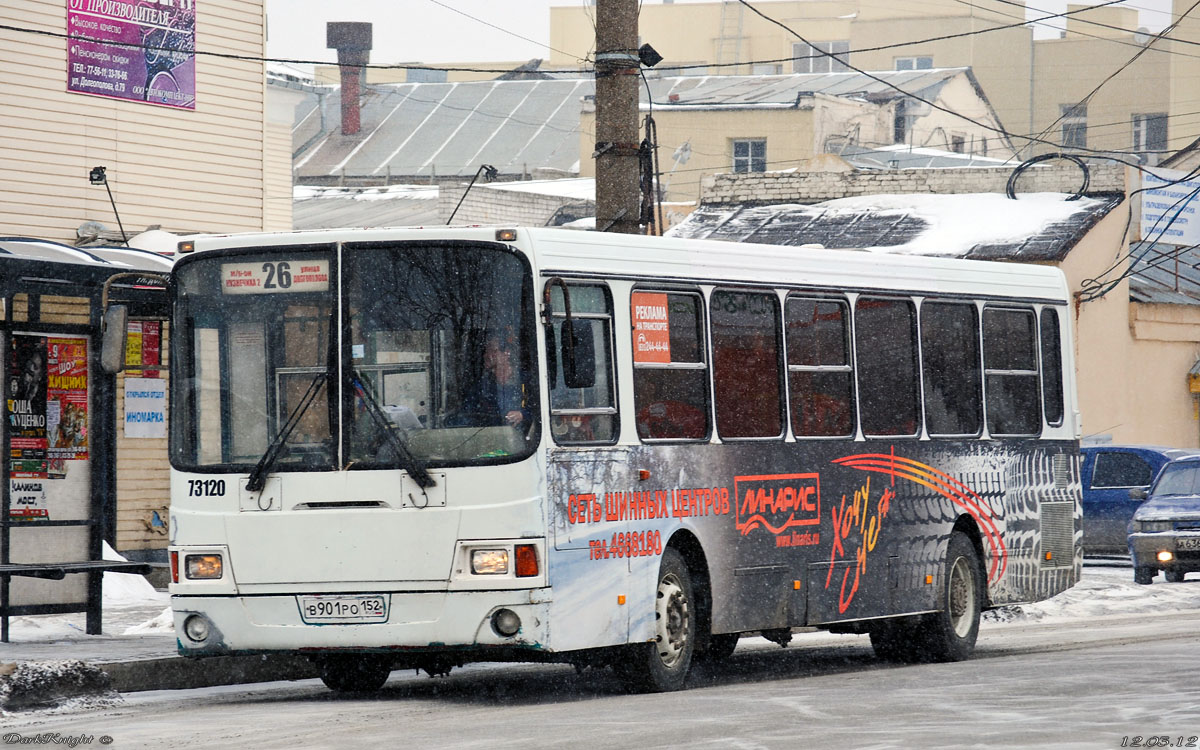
124 377 167 439
66 0 197 110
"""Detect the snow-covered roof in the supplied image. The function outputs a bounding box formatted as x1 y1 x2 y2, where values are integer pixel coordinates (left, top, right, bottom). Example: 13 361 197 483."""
667 192 1124 261
293 184 440 230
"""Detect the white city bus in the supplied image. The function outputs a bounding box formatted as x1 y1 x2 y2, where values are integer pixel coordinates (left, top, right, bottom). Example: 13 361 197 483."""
166 226 1081 692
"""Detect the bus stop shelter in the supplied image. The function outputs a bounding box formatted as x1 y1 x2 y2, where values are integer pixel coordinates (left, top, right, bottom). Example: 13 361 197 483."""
0 237 172 641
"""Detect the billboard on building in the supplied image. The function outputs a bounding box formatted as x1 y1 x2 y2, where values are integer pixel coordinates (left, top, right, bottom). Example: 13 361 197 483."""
66 0 197 110
1140 168 1200 246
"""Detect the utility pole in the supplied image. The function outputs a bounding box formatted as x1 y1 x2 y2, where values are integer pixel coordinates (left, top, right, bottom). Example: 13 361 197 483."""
594 0 641 234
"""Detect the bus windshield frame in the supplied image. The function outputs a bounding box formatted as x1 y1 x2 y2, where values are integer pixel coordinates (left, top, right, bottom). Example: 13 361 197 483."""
169 240 540 475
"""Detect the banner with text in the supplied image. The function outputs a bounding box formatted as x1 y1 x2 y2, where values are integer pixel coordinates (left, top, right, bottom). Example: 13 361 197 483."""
67 0 197 109
1140 168 1200 246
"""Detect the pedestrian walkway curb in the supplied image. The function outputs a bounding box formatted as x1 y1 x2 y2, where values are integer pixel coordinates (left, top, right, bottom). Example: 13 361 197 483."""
100 653 320 693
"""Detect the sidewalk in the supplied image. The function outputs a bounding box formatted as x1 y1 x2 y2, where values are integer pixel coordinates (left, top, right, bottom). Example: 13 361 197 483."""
1 578 317 705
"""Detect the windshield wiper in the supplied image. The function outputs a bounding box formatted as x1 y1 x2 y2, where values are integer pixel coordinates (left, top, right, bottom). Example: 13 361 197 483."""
351 370 436 489
246 374 326 493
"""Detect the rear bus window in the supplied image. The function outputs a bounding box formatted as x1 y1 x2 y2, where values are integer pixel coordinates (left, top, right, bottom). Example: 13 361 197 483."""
983 307 1041 436
855 297 920 437
785 296 855 438
632 290 710 441
711 290 783 439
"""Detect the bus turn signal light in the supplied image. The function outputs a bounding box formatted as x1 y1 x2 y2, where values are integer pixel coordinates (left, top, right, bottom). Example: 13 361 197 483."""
170 550 179 583
515 544 539 577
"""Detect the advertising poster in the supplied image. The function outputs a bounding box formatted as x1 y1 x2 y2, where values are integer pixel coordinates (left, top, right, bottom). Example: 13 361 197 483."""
124 377 167 439
631 292 672 364
7 336 49 482
66 0 197 110
126 320 161 378
9 478 49 520
47 338 90 464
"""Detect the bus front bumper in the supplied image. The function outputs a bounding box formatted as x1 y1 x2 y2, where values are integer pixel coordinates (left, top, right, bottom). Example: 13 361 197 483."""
172 589 551 657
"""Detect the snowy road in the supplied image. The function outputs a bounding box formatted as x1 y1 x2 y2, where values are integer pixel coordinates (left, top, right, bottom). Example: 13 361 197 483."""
5 567 1200 750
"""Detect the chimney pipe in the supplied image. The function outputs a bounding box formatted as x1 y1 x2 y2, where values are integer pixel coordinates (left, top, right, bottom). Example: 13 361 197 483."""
326 21 373 136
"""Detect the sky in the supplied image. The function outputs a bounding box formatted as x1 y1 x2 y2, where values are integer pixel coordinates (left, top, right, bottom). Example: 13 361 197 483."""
264 0 1175 69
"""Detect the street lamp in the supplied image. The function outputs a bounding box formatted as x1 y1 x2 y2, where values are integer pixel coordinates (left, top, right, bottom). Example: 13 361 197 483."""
88 166 128 243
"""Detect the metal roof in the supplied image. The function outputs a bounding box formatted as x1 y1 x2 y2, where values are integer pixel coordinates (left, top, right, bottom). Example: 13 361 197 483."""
838 143 1011 170
292 185 441 230
289 68 974 183
666 193 1124 262
1129 241 1200 305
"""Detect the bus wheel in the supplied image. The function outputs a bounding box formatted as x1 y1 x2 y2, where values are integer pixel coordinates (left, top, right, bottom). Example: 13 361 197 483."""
918 531 983 662
1134 566 1155 585
1165 569 1186 583
614 547 695 692
317 654 393 693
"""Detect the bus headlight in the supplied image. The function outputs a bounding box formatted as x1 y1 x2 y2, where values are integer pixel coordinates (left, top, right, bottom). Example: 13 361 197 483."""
471 549 509 575
185 554 223 580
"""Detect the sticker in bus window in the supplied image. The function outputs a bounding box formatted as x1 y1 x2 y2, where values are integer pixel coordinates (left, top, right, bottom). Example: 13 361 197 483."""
221 260 330 294
631 292 671 364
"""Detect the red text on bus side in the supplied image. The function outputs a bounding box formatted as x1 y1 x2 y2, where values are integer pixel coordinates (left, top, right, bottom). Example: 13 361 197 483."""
733 473 821 537
825 476 894 613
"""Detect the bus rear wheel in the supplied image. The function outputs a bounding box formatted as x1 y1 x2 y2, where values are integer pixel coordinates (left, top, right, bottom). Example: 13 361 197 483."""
317 654 393 693
614 547 695 692
918 531 983 662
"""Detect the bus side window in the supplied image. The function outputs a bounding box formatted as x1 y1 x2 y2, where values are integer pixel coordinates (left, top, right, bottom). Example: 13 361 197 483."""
920 301 982 437
546 283 618 444
1040 307 1065 427
855 297 920 437
785 296 855 438
711 289 783 439
632 290 710 441
983 306 1042 436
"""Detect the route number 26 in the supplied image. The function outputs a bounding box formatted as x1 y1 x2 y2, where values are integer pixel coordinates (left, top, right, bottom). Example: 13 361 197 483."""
262 261 292 290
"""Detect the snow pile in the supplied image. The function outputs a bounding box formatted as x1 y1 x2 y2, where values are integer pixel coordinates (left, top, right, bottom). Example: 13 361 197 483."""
985 566 1200 624
123 608 174 635
0 661 119 712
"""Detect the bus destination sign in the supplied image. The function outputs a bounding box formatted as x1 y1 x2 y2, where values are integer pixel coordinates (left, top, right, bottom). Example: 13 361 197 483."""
221 260 330 295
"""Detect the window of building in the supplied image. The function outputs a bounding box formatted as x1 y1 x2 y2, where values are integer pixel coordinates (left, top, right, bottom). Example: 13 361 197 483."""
983 307 1041 436
920 301 981 437
1040 308 1064 427
1061 103 1087 149
950 135 966 153
711 290 783 439
786 296 855 437
895 56 933 71
855 297 920 437
546 283 618 444
632 290 710 440
732 139 766 173
792 41 850 74
1133 113 1168 153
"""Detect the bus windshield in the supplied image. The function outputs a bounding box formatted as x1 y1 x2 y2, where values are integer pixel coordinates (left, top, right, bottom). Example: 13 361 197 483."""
171 241 538 473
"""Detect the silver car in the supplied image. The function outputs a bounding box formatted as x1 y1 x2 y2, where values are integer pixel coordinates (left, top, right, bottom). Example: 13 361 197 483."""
1128 455 1200 584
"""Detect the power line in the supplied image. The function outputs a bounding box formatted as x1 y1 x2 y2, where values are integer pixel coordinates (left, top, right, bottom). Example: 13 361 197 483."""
423 0 582 63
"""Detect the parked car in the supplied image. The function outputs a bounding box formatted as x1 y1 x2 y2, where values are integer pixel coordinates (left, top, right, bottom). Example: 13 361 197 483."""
1128 454 1200 584
1080 446 1196 555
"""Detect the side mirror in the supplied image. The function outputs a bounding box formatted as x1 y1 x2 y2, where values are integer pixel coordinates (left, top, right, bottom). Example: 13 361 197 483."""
100 305 128 374
1130 487 1148 501
562 319 596 389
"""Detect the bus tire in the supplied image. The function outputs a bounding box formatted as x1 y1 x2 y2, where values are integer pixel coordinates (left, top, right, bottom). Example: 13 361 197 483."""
317 654 393 693
916 531 983 662
1165 569 1186 583
614 547 695 692
1134 566 1155 585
